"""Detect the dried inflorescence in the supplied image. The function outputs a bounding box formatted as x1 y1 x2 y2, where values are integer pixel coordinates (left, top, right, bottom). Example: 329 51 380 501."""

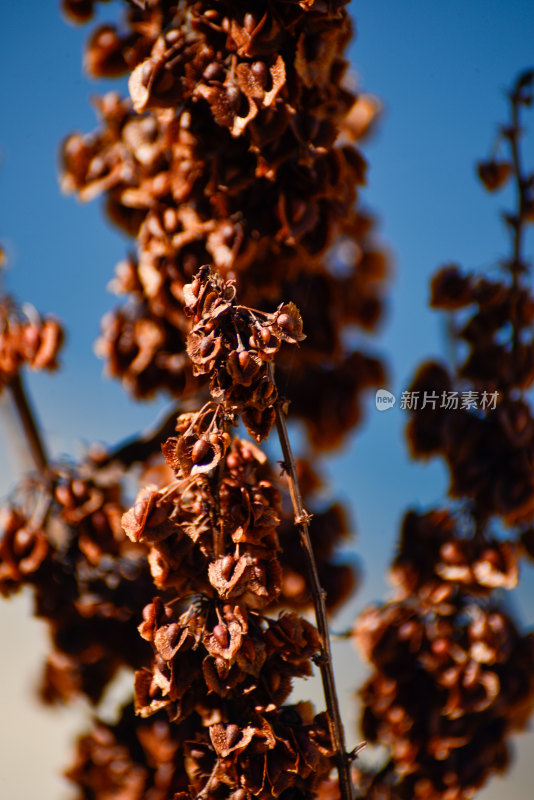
355 597 534 800
0 296 63 390
391 509 518 598
60 0 387 451
0 506 49 594
406 342 534 527
404 73 534 531
123 432 285 602
108 269 345 798
183 265 304 440
0 467 154 704
2 1 386 797
354 70 534 800
66 703 190 800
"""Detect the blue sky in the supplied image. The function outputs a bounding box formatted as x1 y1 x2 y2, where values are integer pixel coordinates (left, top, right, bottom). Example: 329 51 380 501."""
1 2 534 798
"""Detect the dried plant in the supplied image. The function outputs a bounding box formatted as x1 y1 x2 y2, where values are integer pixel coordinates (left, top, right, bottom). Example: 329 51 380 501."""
0 2 387 799
2 3 534 800
353 69 534 800
60 0 386 450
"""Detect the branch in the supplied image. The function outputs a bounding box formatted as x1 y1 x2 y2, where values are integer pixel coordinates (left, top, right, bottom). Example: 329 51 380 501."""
506 70 534 360
89 405 180 468
4 372 48 474
508 70 533 278
89 388 212 470
270 366 354 800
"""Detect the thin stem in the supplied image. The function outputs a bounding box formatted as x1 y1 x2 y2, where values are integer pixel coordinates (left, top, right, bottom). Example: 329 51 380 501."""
198 764 220 800
508 73 533 275
5 372 48 473
507 70 534 360
90 389 213 470
89 405 180 468
269 367 354 800
211 415 229 559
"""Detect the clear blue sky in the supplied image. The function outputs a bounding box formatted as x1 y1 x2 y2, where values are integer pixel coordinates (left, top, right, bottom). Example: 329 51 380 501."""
1 2 534 798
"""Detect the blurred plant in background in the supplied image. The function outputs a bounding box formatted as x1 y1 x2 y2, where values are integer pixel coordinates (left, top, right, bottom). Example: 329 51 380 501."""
354 69 534 800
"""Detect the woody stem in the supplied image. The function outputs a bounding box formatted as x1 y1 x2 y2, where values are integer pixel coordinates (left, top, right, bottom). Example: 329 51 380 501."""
4 371 48 473
507 70 534 365
89 405 180 468
269 366 353 800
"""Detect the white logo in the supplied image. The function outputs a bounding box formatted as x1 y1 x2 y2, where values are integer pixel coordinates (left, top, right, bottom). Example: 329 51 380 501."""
375 389 396 411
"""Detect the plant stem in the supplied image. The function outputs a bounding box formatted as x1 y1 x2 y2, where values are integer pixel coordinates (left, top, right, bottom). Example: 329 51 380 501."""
270 368 354 800
508 71 533 277
89 405 180 468
5 372 48 473
507 70 534 363
90 391 211 469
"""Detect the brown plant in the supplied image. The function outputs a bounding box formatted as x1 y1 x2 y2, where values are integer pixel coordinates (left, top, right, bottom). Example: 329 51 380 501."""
354 69 534 800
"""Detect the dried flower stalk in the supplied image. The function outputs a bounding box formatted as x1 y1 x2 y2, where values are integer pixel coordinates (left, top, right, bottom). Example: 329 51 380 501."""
4 372 49 473
271 365 354 800
0 295 63 472
353 69 534 800
117 266 344 798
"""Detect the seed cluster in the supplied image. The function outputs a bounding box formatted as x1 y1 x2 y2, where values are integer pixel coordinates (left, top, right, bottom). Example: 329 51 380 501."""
0 297 63 390
183 265 304 440
0 390 352 797
115 283 341 796
355 598 534 800
61 0 387 450
0 469 153 704
354 71 534 800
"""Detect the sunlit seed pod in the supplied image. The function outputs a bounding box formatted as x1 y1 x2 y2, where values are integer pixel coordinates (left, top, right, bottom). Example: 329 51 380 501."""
163 208 177 231
13 528 33 555
203 63 224 81
199 337 214 357
251 61 269 89
258 377 275 401
226 453 240 470
276 313 294 333
22 324 41 354
165 29 181 46
192 438 211 464
188 747 207 761
398 621 418 641
226 86 241 110
213 623 229 648
244 13 256 33
221 555 235 580
146 504 169 528
222 603 234 618
260 327 271 345
55 484 74 507
225 724 240 748
238 350 251 370
270 671 281 692
431 637 450 656
72 480 87 499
